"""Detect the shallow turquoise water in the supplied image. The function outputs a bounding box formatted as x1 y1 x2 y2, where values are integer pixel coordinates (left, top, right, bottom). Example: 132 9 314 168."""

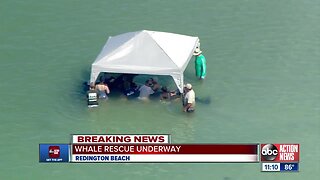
0 0 319 179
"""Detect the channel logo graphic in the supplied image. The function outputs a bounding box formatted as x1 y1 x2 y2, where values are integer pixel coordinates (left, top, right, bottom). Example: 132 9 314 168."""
49 146 60 158
39 144 69 163
260 144 299 162
261 144 278 161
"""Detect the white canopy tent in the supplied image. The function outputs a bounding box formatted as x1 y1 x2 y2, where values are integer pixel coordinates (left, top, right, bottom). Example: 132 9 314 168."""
90 30 199 92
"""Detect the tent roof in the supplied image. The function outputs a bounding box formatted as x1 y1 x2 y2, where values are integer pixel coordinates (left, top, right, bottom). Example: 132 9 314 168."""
90 30 199 92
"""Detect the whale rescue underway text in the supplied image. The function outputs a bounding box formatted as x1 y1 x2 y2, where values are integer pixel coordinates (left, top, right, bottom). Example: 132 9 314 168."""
73 145 182 153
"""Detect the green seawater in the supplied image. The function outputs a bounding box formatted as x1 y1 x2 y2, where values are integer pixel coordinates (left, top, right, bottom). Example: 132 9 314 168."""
0 0 319 179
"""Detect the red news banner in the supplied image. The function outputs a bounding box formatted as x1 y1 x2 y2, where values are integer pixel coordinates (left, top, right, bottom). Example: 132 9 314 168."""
71 135 259 163
72 144 258 154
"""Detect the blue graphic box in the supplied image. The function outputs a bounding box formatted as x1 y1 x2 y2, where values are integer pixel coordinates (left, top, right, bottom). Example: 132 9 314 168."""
280 163 299 172
39 144 70 163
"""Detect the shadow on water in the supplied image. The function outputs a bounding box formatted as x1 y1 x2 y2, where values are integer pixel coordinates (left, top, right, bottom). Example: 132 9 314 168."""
195 97 211 105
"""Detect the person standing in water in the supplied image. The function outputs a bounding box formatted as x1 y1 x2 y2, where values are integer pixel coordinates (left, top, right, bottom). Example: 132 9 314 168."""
138 80 155 100
95 81 110 99
183 83 196 112
194 47 207 80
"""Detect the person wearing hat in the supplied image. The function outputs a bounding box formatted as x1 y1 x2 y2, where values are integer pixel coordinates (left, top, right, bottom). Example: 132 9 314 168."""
183 83 196 112
87 83 99 108
193 47 207 80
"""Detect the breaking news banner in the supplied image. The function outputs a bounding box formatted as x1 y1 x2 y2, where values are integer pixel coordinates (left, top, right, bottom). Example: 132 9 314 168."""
260 144 300 172
71 134 171 144
69 134 258 163
39 144 70 163
70 144 258 163
39 134 259 163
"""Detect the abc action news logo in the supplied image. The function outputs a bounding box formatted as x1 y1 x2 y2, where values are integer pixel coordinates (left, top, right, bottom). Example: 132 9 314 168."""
261 144 299 162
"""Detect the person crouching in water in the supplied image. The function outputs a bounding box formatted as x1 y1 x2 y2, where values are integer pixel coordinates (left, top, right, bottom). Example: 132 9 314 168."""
160 86 181 101
138 80 154 100
148 78 160 92
183 83 195 112
95 81 110 99
87 84 99 108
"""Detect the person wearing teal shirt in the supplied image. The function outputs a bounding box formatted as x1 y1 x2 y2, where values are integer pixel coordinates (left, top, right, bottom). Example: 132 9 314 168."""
194 48 207 79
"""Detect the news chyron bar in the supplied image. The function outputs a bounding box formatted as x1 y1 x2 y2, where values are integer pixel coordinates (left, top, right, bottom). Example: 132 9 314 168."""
39 134 299 172
261 144 300 172
39 134 258 163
